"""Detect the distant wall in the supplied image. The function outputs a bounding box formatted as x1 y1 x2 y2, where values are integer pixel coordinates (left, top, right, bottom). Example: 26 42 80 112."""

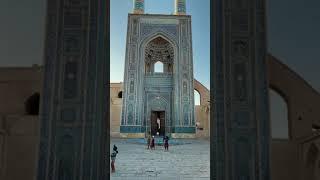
110 83 123 137
0 67 42 115
1 115 39 180
271 139 300 180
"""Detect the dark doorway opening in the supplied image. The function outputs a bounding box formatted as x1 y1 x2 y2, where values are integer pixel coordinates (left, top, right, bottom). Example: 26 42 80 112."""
151 111 165 136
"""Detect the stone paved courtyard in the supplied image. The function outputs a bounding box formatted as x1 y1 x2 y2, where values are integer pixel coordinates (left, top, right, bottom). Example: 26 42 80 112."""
110 138 210 180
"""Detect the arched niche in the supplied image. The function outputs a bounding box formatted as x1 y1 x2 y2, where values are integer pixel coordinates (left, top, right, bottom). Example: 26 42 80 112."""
24 92 40 115
118 91 123 98
144 36 174 73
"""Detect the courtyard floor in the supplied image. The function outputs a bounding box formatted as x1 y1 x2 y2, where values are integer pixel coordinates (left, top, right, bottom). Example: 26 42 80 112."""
110 138 210 180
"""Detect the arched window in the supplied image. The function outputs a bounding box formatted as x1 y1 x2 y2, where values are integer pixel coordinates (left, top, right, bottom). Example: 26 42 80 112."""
194 90 201 106
118 91 123 98
269 89 289 139
154 61 164 73
25 92 40 115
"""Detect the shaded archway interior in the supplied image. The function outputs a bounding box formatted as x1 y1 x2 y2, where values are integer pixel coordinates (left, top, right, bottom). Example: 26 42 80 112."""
145 37 174 73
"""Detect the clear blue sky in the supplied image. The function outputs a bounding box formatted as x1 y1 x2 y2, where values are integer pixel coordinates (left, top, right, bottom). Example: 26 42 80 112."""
110 0 210 89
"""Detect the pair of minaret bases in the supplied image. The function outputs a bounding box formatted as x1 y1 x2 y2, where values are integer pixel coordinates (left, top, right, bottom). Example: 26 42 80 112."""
133 0 186 15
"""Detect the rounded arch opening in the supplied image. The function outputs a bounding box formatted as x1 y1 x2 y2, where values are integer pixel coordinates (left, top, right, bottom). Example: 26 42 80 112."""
194 90 201 106
25 92 40 115
269 88 289 139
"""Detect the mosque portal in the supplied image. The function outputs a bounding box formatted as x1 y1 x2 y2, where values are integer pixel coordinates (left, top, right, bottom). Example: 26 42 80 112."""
120 0 195 138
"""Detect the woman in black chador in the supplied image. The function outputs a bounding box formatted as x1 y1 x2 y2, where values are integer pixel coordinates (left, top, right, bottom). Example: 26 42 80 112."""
110 144 118 173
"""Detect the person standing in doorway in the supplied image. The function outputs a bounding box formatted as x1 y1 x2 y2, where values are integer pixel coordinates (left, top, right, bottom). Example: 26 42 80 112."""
157 117 161 130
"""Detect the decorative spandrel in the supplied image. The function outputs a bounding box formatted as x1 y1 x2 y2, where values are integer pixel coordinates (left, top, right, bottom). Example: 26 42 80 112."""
140 24 178 40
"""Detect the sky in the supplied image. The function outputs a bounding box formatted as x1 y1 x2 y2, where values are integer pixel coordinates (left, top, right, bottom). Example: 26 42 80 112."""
1 0 319 92
1 0 320 138
110 0 210 89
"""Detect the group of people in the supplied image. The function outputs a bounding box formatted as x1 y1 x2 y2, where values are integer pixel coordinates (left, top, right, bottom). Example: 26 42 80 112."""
147 134 170 151
110 134 170 173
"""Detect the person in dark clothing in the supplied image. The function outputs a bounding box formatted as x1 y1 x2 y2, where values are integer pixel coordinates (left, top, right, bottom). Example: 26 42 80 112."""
150 136 155 150
164 136 169 151
110 145 118 173
147 134 151 149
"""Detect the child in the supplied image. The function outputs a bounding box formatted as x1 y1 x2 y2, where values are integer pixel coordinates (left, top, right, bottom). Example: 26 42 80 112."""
110 145 118 173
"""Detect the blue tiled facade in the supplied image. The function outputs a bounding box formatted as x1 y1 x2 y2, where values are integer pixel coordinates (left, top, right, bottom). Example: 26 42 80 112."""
212 0 271 179
37 0 108 179
121 14 195 137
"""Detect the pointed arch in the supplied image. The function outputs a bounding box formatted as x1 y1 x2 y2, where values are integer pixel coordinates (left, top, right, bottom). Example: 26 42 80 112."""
140 31 178 49
149 95 169 111
140 32 178 72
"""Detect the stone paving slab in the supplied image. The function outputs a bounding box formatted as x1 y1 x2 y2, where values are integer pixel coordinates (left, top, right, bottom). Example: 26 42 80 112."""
110 138 210 180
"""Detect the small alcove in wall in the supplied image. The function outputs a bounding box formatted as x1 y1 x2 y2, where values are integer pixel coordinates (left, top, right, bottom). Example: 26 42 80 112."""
118 91 123 98
24 92 40 115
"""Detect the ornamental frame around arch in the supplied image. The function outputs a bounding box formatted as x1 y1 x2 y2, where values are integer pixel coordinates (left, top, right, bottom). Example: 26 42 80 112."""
146 95 171 134
137 31 179 131
139 31 179 74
